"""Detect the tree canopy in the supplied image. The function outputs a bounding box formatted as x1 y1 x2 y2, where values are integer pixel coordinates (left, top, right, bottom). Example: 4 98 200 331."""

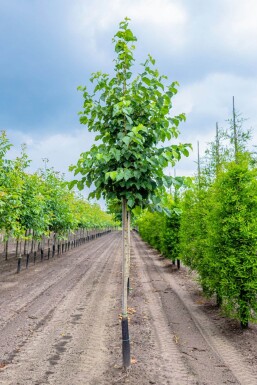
70 18 191 208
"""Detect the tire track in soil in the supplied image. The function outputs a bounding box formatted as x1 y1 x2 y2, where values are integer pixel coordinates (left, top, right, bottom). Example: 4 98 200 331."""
2 231 256 385
133 232 257 385
0 232 121 385
169 274 257 385
131 234 197 385
0 233 116 364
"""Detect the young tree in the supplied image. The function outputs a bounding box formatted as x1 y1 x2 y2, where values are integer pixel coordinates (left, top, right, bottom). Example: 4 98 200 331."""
0 141 27 258
207 155 257 328
70 18 190 368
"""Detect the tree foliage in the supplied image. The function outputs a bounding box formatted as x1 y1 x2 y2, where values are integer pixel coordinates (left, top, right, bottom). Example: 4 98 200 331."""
70 18 190 208
135 194 181 262
207 155 257 326
179 108 257 327
0 132 116 244
137 103 257 328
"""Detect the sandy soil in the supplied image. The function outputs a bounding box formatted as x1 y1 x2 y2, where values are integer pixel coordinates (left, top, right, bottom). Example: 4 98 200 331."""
0 231 257 385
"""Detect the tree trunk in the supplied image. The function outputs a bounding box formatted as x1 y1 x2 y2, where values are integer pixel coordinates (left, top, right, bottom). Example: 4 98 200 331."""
24 229 29 255
127 209 131 295
239 288 249 329
4 239 8 260
122 198 130 369
16 239 19 258
30 229 34 254
17 240 22 274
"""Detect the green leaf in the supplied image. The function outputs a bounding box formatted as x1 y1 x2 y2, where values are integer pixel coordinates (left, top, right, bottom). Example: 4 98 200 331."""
142 77 151 86
182 148 190 157
105 171 117 181
125 114 133 125
123 169 132 181
68 180 78 190
122 136 131 146
77 181 85 190
116 170 125 181
80 116 88 124
96 153 103 160
127 196 135 208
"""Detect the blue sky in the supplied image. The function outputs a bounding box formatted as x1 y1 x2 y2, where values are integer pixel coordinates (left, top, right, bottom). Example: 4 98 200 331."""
1 0 257 181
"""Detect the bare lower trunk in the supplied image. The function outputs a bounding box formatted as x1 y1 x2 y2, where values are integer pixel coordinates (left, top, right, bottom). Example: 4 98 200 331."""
16 239 19 258
127 210 131 294
5 239 8 260
24 229 29 255
30 229 34 254
122 198 130 369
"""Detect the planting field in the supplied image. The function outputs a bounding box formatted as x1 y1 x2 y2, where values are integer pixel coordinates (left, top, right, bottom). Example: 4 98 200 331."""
0 231 257 385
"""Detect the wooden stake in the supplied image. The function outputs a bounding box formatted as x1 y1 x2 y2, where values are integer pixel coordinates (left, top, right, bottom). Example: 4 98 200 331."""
216 122 220 173
233 96 238 162
197 141 201 189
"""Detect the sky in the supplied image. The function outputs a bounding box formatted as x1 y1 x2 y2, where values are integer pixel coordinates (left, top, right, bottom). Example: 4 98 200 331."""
1 0 257 189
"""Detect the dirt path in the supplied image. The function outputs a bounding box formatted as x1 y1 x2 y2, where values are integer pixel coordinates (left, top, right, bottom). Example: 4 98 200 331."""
130 233 257 385
0 231 257 384
0 232 122 385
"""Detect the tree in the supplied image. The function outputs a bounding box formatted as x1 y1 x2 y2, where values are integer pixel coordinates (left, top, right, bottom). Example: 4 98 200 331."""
0 141 27 256
207 155 257 328
136 209 165 250
41 168 73 236
179 101 257 327
70 18 190 368
135 192 182 268
106 198 122 224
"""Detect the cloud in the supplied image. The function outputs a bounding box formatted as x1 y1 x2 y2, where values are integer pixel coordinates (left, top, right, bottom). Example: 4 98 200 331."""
174 72 257 133
7 128 95 177
172 70 257 176
1 0 257 183
6 126 107 206
216 0 257 54
67 0 188 64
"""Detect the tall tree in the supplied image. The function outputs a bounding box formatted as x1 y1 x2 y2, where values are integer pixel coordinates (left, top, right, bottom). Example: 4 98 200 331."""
70 18 190 368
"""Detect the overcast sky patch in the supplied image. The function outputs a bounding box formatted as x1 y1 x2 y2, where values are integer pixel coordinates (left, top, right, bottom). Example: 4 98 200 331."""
1 0 256 185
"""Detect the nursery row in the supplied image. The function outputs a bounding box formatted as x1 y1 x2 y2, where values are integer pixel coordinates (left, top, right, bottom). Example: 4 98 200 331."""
136 109 257 329
13 228 112 274
0 131 117 261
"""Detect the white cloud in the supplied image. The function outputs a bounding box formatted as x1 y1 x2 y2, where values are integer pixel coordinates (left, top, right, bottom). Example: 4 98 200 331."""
71 0 187 31
2 0 257 186
7 128 95 179
174 72 257 130
217 0 257 53
68 0 188 62
6 127 107 207
171 70 257 176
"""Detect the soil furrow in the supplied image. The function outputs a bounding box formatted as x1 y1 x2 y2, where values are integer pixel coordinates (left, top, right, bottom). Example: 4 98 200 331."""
131 235 196 385
0 232 120 384
0 234 113 329
1 231 257 385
